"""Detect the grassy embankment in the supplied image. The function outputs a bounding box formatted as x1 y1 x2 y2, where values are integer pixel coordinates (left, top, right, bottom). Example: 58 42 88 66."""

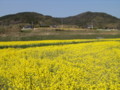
0 27 120 41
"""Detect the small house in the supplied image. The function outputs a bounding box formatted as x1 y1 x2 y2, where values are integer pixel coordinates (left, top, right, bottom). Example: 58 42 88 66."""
21 25 33 32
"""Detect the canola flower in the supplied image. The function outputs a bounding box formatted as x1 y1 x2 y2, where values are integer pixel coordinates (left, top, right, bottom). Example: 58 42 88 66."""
0 39 120 90
0 39 94 46
0 38 120 47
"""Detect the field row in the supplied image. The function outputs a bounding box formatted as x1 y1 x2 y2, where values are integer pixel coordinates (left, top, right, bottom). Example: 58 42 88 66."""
0 38 120 48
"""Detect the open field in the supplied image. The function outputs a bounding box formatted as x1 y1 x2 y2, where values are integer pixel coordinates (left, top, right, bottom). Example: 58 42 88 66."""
0 38 120 89
0 29 120 41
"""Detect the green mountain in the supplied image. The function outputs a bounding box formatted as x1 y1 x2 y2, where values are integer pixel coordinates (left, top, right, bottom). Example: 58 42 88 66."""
0 12 59 26
0 11 120 29
64 11 120 29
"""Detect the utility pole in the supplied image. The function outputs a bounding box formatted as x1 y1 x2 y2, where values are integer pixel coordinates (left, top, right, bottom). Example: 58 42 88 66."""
31 21 34 28
91 22 94 29
61 18 63 29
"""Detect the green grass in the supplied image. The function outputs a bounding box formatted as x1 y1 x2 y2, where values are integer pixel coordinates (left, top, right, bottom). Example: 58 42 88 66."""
0 29 120 41
0 34 120 41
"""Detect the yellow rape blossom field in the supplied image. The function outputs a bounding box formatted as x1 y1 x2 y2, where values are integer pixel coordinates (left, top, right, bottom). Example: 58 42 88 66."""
0 39 120 90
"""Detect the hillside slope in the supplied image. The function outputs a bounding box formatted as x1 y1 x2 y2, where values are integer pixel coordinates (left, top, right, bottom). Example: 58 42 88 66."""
0 11 120 29
64 11 120 29
0 12 60 25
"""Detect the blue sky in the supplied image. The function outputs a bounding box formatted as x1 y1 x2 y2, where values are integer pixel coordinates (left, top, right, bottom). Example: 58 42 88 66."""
0 0 120 18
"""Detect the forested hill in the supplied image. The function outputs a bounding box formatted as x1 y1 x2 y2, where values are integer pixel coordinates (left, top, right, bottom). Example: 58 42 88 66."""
64 11 120 29
0 12 60 25
0 11 120 29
